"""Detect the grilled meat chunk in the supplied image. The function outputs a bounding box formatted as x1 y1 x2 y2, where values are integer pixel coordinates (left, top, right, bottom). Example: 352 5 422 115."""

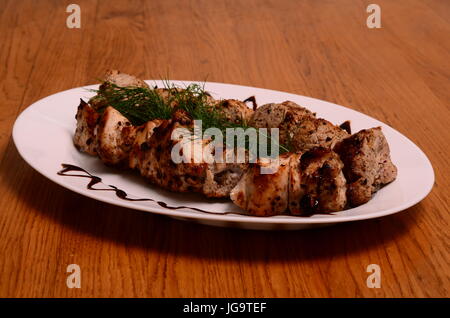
129 119 163 170
130 110 246 197
334 127 397 206
96 106 136 166
249 101 314 135
299 148 347 214
215 99 253 124
290 117 349 151
103 69 149 89
154 88 183 108
230 152 303 216
132 118 207 193
73 99 100 155
230 148 347 216
203 146 248 198
249 101 348 151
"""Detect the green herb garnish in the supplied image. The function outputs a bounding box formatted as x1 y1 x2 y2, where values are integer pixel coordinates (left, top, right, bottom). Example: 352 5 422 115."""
89 80 290 154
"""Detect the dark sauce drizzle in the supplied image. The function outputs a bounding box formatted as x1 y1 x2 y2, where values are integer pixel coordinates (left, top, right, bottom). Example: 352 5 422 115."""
57 164 245 216
243 95 258 111
57 164 334 217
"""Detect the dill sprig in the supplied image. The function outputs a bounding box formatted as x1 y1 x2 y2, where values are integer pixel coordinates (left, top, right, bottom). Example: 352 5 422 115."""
168 82 245 132
89 80 290 154
91 81 245 132
90 85 172 126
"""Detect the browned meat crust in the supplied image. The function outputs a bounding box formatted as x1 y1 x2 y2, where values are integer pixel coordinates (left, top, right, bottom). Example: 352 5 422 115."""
334 127 397 206
230 153 300 216
129 119 164 170
131 114 208 193
215 99 254 124
73 99 99 155
249 101 349 151
96 106 136 167
299 147 347 214
249 101 314 141
103 69 149 89
130 110 247 197
230 148 346 216
230 149 347 216
290 117 349 151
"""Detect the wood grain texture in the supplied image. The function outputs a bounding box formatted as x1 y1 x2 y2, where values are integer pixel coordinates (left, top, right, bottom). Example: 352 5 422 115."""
0 0 449 298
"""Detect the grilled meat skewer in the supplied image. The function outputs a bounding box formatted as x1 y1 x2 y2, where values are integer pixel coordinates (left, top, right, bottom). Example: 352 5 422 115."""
73 70 398 216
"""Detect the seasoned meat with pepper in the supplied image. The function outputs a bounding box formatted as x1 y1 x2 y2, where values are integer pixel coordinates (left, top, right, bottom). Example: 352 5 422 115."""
230 152 303 216
334 127 397 206
154 87 216 109
249 101 348 151
132 118 207 193
96 106 136 167
290 117 349 151
299 147 347 214
153 87 185 108
130 109 247 197
230 148 346 216
215 99 254 124
203 146 248 198
249 101 314 141
129 119 163 170
73 99 99 155
103 69 149 88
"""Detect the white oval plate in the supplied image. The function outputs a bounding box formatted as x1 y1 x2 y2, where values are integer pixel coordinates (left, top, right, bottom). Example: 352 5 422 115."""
12 81 434 230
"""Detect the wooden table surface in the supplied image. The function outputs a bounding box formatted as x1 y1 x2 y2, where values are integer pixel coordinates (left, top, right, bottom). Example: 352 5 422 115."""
0 0 449 298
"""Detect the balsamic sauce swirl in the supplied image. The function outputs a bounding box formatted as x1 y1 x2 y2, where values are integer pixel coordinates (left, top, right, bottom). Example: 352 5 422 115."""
57 164 244 216
57 164 332 217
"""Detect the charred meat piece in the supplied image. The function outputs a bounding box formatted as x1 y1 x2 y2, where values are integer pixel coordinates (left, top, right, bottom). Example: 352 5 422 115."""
129 119 163 170
130 110 246 197
230 152 302 216
290 117 349 151
103 69 149 89
203 146 248 198
249 101 348 151
249 101 314 135
215 99 253 124
300 148 347 214
230 148 347 216
132 117 207 193
334 127 397 207
339 121 351 134
73 99 100 155
96 106 136 167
